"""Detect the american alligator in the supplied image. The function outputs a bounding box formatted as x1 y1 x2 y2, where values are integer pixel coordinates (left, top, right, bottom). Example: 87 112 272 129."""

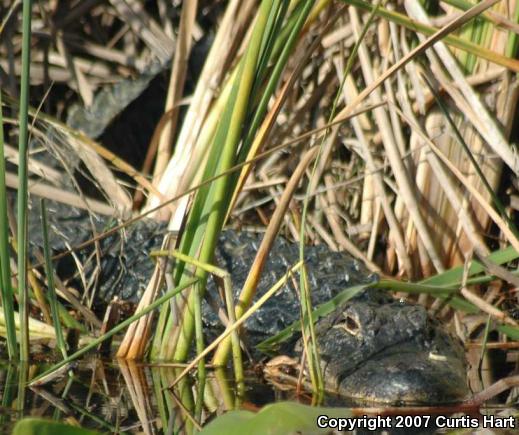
25 198 469 405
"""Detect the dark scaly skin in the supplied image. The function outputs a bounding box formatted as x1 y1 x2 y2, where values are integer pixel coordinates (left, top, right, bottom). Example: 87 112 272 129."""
304 298 468 404
26 198 469 405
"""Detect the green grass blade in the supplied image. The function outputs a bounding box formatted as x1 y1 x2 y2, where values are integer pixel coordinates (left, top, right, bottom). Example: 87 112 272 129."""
497 324 519 340
40 199 67 359
0 92 18 359
16 0 34 361
505 1 519 58
238 0 315 165
170 0 280 363
420 246 519 286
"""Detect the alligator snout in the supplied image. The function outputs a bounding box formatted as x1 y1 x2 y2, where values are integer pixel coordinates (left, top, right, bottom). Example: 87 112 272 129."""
336 346 469 405
295 296 469 405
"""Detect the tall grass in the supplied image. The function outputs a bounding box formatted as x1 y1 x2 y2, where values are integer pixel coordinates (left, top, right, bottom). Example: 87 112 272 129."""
40 199 67 359
16 0 33 361
151 0 318 364
0 92 18 359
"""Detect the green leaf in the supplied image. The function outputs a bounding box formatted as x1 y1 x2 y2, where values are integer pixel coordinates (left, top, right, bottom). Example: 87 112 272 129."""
497 325 519 341
200 402 352 435
12 418 101 435
420 246 519 287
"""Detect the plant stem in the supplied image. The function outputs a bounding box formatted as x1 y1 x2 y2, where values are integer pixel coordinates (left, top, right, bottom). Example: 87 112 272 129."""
17 0 33 361
0 93 18 359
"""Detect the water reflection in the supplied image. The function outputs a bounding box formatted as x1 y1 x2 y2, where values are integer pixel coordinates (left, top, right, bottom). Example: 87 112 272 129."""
3 358 512 435
0 357 259 434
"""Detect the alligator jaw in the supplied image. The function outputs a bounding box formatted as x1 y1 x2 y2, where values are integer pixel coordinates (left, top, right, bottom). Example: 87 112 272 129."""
334 346 469 405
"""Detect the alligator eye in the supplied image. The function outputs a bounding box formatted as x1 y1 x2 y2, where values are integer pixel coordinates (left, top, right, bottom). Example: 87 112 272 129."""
333 313 361 336
344 314 361 335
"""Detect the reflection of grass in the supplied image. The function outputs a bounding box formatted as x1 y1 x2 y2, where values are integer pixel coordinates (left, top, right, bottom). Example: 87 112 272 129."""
28 278 197 387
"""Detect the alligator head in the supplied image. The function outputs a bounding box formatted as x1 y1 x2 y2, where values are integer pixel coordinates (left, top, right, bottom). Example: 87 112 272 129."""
291 292 469 405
